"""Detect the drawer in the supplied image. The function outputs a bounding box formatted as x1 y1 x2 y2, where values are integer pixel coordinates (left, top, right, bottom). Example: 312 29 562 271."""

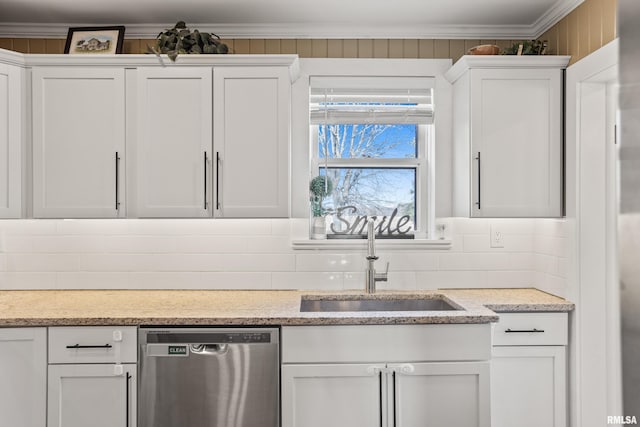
49 326 137 364
492 313 568 346
282 324 491 363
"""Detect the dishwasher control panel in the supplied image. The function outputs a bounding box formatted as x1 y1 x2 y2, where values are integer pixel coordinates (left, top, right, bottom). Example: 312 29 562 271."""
144 331 273 344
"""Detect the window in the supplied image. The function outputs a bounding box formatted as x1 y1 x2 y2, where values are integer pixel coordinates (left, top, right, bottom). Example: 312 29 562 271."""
310 76 434 239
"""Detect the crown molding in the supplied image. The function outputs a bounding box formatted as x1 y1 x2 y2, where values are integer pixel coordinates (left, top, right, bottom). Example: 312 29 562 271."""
0 48 27 67
0 0 584 41
444 55 571 84
531 0 585 38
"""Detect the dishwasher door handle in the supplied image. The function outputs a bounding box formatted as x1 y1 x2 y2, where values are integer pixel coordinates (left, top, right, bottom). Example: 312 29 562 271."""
190 343 228 355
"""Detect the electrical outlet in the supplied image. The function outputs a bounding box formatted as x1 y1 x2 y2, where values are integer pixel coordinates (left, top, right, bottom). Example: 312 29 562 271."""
490 225 504 248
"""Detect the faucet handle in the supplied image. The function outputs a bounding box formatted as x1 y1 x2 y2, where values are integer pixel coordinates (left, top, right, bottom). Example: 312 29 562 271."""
375 262 389 282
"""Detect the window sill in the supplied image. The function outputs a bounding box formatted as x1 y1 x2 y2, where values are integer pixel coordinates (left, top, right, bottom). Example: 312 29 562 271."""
291 238 452 251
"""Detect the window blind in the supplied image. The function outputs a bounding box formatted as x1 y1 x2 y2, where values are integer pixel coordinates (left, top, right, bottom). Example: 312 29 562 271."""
309 76 435 125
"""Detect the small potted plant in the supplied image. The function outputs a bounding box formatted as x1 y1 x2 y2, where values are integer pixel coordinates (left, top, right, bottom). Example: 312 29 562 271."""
149 21 229 62
309 175 333 239
501 40 548 55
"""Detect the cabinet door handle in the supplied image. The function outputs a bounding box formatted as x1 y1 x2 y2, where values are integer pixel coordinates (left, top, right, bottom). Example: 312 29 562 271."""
115 152 121 211
504 328 545 333
125 372 131 427
203 152 209 210
475 151 481 210
378 370 383 427
392 371 397 427
65 343 113 349
216 152 221 210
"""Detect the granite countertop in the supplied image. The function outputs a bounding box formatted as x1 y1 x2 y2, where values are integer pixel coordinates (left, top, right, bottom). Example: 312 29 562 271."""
0 288 574 327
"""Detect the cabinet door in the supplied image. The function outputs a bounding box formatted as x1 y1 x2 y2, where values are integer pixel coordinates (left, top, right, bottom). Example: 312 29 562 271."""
0 328 47 427
470 68 562 217
32 67 125 218
0 62 23 218
281 363 384 427
48 364 136 427
392 361 490 427
491 346 566 427
213 67 290 218
135 67 212 217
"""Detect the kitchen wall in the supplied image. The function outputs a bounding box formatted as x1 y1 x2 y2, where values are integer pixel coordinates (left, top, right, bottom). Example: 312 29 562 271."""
0 218 569 297
0 0 617 63
540 0 617 63
0 38 526 62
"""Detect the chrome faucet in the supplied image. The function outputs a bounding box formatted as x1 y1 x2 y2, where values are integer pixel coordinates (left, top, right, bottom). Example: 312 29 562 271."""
365 220 388 293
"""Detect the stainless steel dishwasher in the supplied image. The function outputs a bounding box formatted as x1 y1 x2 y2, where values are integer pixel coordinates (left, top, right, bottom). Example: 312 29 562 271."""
139 327 279 427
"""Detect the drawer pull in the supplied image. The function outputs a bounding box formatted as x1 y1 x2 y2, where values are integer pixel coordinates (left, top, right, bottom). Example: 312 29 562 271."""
504 328 545 333
66 344 113 349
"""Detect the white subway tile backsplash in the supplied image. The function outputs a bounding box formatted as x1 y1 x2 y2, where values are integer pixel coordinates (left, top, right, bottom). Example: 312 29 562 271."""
272 272 344 290
487 271 535 287
557 257 568 278
0 272 57 289
534 253 559 275
416 270 489 288
295 253 365 272
489 219 536 234
217 254 296 272
56 272 131 289
199 272 272 289
6 253 79 272
174 235 249 254
374 272 417 290
245 236 292 253
344 271 365 289
438 253 512 271
453 218 491 234
507 253 535 270
2 236 34 252
126 272 202 289
0 220 57 236
0 217 569 294
384 252 438 271
270 219 293 236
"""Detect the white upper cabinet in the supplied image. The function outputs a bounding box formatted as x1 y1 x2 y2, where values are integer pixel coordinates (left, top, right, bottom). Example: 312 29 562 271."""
0 57 24 218
213 66 290 218
134 67 213 217
447 56 569 218
32 67 126 218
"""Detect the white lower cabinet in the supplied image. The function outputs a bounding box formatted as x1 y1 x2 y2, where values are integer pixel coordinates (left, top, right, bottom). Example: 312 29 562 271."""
282 364 383 427
281 324 492 427
47 326 137 427
48 364 136 427
393 362 490 426
282 361 489 427
491 313 568 427
0 328 47 427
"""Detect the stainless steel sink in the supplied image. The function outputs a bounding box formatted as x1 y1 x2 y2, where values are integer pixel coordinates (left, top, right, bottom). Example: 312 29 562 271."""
300 296 460 312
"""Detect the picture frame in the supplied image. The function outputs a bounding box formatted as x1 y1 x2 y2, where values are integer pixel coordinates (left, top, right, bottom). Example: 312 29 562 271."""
64 26 125 54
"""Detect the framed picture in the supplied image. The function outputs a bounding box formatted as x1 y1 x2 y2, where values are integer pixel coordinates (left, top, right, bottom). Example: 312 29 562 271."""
64 26 125 54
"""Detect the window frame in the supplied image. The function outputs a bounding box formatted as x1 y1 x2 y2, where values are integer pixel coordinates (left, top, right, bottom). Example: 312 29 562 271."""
290 58 453 248
310 123 432 238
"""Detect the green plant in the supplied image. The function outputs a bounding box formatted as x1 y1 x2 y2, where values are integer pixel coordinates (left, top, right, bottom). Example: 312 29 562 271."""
309 176 333 217
149 21 229 61
501 40 548 55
